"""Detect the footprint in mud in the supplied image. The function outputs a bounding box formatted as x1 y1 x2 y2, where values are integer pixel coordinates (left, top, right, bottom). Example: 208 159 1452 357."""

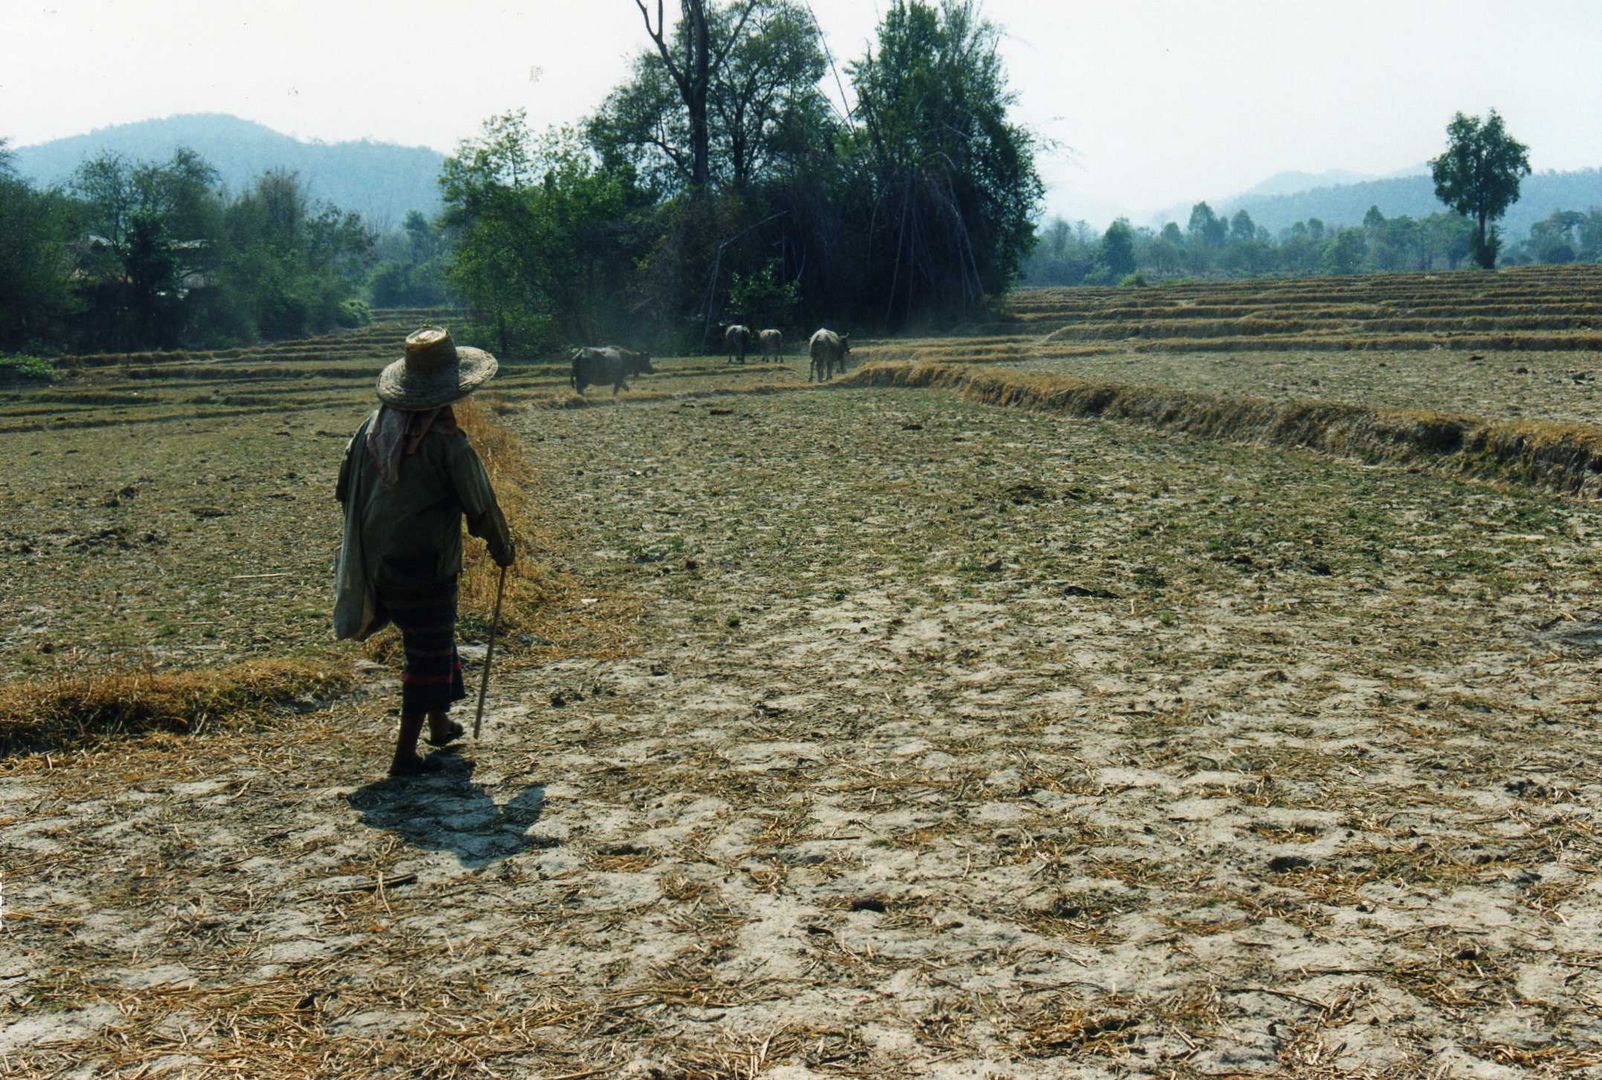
345 753 546 868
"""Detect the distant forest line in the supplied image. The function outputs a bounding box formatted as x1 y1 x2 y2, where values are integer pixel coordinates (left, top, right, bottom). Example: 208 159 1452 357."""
1021 200 1602 288
0 144 384 355
1190 168 1602 242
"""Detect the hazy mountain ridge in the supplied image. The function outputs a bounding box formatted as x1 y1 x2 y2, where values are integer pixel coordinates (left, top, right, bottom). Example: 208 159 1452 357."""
12 114 445 228
1236 169 1374 199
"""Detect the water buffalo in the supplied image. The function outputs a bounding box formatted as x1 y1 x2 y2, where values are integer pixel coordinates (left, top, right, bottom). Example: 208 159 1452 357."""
758 328 783 357
808 328 851 382
725 324 753 365
570 346 654 396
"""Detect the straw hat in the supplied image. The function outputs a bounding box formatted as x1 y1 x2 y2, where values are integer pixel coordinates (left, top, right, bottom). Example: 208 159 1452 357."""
376 327 497 409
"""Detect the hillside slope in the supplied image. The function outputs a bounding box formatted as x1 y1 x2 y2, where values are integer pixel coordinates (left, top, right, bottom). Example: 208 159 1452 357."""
12 113 445 227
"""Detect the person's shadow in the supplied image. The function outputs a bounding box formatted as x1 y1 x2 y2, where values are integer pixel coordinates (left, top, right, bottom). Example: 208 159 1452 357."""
346 752 547 868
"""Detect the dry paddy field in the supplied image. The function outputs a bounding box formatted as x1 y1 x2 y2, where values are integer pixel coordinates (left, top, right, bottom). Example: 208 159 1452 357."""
6 267 1602 1078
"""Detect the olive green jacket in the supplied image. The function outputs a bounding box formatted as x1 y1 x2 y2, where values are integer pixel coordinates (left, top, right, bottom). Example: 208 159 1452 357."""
333 410 512 639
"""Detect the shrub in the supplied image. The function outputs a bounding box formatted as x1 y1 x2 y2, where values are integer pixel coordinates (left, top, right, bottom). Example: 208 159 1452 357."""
728 259 800 330
337 298 373 328
0 354 55 383
1119 272 1149 288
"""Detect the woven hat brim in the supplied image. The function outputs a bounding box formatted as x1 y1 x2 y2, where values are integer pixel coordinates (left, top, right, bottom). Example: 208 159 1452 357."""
375 347 497 409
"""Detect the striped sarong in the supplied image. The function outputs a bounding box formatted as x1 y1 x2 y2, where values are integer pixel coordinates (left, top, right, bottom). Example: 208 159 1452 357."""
378 582 466 716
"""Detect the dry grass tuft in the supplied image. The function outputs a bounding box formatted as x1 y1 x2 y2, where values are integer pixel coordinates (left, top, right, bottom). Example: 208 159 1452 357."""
0 658 351 755
454 395 566 636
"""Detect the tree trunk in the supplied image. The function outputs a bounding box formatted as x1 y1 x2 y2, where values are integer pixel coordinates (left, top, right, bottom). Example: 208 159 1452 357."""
689 82 711 188
681 0 713 189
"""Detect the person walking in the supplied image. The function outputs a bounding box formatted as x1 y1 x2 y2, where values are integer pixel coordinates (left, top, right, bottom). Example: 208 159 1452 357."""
334 327 515 776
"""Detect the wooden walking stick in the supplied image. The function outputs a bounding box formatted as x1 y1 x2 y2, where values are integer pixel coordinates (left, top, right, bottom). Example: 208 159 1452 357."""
474 565 508 739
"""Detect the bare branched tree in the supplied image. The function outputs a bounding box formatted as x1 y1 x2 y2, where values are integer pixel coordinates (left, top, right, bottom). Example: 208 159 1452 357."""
631 0 760 188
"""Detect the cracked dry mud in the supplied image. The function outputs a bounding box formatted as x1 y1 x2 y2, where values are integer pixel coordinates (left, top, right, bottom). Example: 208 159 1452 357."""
7 384 1602 1077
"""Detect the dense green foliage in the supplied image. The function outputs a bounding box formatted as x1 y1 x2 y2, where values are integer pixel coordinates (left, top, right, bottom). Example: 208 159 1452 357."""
0 142 377 353
1518 209 1602 265
1091 220 1137 283
0 141 79 352
1430 110 1531 269
209 170 376 342
445 0 1042 353
847 1 1042 322
442 119 649 353
370 211 451 308
0 353 56 382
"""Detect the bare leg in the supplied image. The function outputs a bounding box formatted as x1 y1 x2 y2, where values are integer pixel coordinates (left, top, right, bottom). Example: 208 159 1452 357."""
390 713 428 775
426 709 460 744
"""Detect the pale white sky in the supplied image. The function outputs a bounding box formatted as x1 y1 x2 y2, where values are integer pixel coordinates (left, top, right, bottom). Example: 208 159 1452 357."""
5 0 1600 223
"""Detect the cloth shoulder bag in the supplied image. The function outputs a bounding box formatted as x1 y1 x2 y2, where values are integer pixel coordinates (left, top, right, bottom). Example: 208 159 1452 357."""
334 413 388 641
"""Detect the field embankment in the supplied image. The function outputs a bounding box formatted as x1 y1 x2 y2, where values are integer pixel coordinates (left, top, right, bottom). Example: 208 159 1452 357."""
845 360 1602 498
841 264 1602 485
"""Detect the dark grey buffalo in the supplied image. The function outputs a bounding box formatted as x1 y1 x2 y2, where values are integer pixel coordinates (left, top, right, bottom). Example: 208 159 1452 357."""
570 346 655 396
725 324 753 365
808 328 851 382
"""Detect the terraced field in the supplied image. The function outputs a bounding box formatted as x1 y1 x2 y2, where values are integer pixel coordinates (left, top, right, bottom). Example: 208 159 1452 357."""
860 264 1602 424
7 268 1602 1078
0 309 806 679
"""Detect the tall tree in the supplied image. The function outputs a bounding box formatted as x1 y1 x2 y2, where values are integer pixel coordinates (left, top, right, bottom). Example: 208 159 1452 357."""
597 0 828 192
1321 228 1367 275
1420 212 1472 269
371 210 450 307
1429 109 1530 269
1187 202 1225 248
1229 209 1257 245
630 0 760 189
219 170 375 340
71 150 224 348
1525 209 1586 264
848 0 1042 323
1579 210 1602 263
1046 218 1072 260
1094 218 1137 281
443 115 645 349
710 1 830 187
